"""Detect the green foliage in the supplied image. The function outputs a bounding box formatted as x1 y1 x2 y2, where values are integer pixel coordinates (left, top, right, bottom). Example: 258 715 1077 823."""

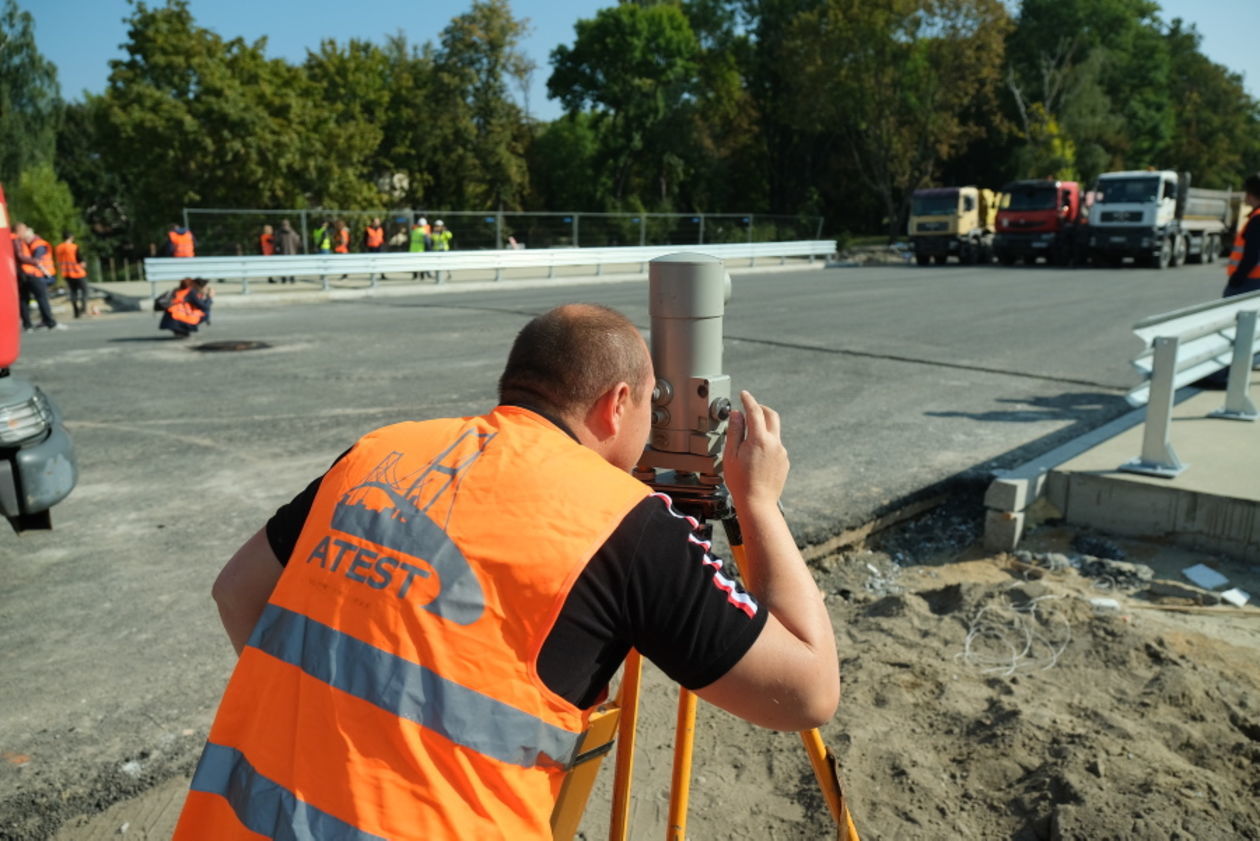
549 2 701 206
39 0 1260 253
8 162 82 245
0 0 60 184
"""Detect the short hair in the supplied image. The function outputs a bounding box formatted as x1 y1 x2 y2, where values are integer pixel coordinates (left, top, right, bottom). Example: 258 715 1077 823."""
1245 173 1260 199
498 304 650 417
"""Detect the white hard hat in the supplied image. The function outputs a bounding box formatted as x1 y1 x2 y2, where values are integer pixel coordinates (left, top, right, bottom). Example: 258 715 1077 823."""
417 217 427 225
435 219 444 226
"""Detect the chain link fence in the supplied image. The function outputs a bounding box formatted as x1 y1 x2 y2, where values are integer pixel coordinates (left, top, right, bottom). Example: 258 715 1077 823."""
181 208 825 257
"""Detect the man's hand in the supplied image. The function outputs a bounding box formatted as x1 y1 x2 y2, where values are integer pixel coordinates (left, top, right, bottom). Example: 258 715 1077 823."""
723 390 789 512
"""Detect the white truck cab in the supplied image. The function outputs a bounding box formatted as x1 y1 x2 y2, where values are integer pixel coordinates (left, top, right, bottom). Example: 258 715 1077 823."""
1088 170 1228 268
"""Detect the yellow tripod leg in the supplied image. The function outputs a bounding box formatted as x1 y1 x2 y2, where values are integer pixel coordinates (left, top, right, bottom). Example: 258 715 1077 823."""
609 649 643 841
666 688 698 841
551 705 621 841
728 539 860 841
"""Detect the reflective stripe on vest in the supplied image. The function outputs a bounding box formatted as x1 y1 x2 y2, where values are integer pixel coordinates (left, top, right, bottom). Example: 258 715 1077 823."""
1226 207 1260 280
18 237 54 277
175 409 651 840
169 230 194 257
55 242 86 278
190 743 386 841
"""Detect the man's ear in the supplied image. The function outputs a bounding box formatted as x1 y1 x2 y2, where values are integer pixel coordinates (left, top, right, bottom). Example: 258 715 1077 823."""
588 382 632 439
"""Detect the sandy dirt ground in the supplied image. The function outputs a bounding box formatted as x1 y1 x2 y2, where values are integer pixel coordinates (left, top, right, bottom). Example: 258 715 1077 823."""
33 503 1260 841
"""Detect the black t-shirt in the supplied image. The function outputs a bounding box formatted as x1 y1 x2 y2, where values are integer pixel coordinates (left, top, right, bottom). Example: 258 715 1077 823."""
264 431 766 710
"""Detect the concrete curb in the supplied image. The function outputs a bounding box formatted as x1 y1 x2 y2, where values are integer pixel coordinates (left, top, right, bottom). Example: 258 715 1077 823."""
982 386 1202 551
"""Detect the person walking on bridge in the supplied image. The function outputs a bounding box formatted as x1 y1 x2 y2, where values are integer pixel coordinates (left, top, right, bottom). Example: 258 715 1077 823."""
55 232 90 319
1225 173 1260 298
173 304 839 840
12 223 61 331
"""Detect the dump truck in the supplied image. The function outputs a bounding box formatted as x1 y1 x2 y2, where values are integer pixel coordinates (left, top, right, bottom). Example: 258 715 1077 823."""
993 179 1086 266
1086 170 1231 268
908 186 999 265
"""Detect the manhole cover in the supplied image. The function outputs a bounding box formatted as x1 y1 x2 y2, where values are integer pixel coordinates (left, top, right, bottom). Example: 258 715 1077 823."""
193 340 272 352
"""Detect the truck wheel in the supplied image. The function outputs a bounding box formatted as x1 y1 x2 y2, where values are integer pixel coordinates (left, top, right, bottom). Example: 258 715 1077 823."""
933 255 949 265
1172 234 1188 268
960 242 976 265
997 251 1015 266
1155 237 1172 270
1205 235 1218 263
916 254 931 266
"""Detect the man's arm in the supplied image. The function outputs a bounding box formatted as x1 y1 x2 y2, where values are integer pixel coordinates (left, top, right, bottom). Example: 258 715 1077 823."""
212 528 284 655
693 391 840 732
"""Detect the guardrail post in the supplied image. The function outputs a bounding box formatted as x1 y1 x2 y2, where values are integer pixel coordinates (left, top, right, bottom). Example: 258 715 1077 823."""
241 264 250 295
1120 336 1187 478
1209 309 1259 421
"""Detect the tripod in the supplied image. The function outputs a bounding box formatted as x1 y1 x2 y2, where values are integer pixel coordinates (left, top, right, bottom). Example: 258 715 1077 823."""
550 470 861 841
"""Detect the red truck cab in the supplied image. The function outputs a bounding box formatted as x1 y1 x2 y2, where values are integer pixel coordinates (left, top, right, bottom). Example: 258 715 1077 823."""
994 179 1085 266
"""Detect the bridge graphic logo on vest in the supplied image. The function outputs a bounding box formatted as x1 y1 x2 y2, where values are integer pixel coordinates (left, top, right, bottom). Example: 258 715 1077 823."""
331 430 495 625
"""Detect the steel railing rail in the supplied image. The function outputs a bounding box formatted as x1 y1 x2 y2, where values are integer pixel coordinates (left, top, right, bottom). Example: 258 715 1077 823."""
142 240 837 295
1121 288 1260 477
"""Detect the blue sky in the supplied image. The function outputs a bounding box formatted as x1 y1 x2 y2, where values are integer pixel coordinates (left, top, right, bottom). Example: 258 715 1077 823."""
27 0 1260 123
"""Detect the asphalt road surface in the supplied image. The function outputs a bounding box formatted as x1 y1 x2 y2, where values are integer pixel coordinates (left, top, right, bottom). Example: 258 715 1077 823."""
0 260 1227 838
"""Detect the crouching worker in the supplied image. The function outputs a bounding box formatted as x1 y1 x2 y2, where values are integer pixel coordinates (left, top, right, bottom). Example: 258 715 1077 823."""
160 278 212 338
172 303 839 840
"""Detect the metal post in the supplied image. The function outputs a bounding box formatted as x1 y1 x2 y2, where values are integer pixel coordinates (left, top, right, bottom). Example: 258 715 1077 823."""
698 214 705 245
496 210 503 250
242 265 250 295
300 210 309 255
1120 336 1187 477
183 208 190 230
1209 310 1259 421
573 214 580 249
748 215 755 267
639 216 646 247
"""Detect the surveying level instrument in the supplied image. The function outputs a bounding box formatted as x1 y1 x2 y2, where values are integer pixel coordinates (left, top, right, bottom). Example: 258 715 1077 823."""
550 254 860 841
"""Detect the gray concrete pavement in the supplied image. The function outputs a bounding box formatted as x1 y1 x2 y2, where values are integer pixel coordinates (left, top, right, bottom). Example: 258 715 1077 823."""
0 260 1235 836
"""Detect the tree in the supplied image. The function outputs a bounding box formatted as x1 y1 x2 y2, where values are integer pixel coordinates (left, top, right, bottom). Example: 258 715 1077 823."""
548 2 701 207
98 1 340 245
7 162 81 245
0 0 60 185
430 0 534 210
783 0 1012 239
1162 18 1260 190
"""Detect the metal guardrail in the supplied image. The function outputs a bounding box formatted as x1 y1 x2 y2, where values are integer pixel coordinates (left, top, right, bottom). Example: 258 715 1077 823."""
141 241 837 295
1122 288 1260 477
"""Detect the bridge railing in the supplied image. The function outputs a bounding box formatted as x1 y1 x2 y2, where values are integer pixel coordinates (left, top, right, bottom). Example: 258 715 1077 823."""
142 241 837 299
1121 289 1260 477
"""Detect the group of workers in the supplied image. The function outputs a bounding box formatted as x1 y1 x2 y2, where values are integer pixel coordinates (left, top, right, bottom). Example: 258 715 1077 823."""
256 217 453 258
10 224 93 331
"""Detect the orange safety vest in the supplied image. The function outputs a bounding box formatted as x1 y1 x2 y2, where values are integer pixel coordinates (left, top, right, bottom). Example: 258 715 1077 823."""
169 229 195 258
335 228 350 253
166 287 207 326
173 408 650 840
55 241 86 279
17 236 54 278
365 225 385 248
1226 206 1260 281
260 233 275 256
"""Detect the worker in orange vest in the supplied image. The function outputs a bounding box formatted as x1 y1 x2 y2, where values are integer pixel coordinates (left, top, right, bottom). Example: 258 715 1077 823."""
54 232 90 319
159 277 213 338
13 223 61 331
166 224 196 258
334 219 350 254
1225 173 1260 298
259 225 276 256
363 217 386 253
173 304 839 840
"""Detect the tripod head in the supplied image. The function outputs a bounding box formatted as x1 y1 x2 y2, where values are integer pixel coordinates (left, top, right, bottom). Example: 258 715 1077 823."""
633 254 734 523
